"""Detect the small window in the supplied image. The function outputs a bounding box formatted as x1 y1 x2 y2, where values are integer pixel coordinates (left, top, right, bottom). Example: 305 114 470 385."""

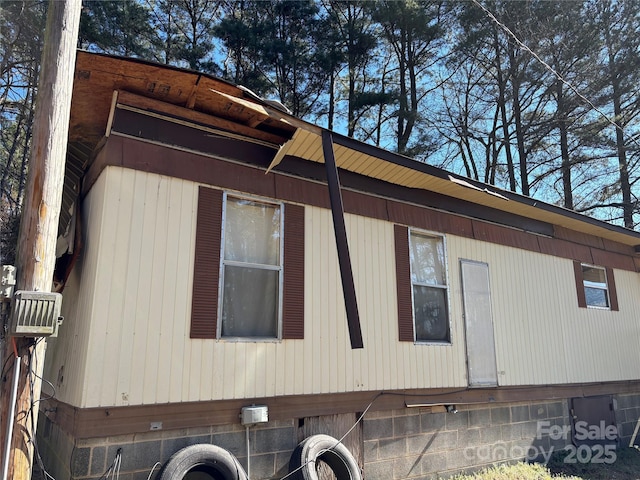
409 231 450 342
219 194 283 338
581 264 610 308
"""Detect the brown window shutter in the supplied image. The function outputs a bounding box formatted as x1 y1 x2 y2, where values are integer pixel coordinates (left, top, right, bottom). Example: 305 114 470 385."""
606 267 619 311
395 225 414 342
282 203 305 339
190 186 223 338
573 260 587 308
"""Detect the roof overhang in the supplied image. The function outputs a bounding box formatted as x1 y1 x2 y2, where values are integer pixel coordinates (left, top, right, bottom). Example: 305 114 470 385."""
269 127 640 247
67 50 640 249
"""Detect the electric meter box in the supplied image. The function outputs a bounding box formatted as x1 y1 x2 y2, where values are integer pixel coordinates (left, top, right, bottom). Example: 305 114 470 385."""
240 405 268 425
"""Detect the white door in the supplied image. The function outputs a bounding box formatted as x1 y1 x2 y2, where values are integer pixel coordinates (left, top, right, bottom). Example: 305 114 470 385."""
460 260 498 387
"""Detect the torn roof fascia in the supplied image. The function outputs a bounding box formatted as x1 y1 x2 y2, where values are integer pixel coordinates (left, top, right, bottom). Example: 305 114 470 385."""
321 130 363 349
78 49 242 93
69 50 297 149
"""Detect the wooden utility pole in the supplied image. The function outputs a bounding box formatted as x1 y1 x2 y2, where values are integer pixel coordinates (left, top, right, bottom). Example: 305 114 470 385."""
0 1 81 479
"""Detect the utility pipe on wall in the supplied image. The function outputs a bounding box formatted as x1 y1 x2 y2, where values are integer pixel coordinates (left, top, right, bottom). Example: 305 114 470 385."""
245 425 251 479
2 340 21 480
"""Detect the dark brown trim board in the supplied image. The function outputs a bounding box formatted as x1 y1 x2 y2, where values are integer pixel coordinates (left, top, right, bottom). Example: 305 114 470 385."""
88 135 640 273
573 261 588 308
538 236 592 263
190 187 223 338
282 203 305 339
394 225 414 342
591 248 637 271
110 107 279 168
322 130 363 349
43 380 640 440
606 267 619 312
106 109 552 236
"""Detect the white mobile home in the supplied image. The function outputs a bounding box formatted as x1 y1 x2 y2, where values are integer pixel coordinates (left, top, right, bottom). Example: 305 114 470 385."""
38 51 640 480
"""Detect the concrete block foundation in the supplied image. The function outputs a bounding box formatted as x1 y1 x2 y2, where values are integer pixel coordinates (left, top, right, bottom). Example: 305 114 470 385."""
36 394 640 480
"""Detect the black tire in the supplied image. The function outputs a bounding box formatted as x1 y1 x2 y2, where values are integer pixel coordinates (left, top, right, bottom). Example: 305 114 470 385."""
158 444 248 480
288 434 362 480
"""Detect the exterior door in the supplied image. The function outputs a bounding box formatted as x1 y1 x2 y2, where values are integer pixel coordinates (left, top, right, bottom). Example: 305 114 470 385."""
571 396 617 446
460 260 498 387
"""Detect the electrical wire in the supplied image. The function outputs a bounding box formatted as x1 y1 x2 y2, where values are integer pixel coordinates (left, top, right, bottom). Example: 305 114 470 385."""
470 0 640 151
146 462 161 480
28 339 56 403
18 342 38 425
98 448 122 480
0 335 26 379
32 439 57 480
20 338 59 480
279 392 383 480
1 349 15 379
17 337 129 480
68 442 77 480
334 393 383 445
116 453 122 480
28 341 57 480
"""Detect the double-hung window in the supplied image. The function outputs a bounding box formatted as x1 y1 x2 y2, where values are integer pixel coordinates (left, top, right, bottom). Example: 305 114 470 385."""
190 187 304 340
219 194 283 338
409 231 451 343
572 261 618 311
581 264 610 309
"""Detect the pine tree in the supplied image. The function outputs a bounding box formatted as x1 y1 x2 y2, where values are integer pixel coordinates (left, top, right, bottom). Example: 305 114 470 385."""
370 0 445 156
0 0 47 264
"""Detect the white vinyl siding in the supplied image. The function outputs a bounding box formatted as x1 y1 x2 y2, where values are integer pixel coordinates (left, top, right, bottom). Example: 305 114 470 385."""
43 166 640 408
448 235 640 386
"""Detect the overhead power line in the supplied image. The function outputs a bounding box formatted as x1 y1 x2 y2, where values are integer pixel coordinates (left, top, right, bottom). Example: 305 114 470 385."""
471 0 637 148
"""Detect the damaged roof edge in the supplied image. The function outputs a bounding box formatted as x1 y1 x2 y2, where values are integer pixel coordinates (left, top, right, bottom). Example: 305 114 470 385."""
76 49 241 91
328 131 640 243
71 50 640 245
